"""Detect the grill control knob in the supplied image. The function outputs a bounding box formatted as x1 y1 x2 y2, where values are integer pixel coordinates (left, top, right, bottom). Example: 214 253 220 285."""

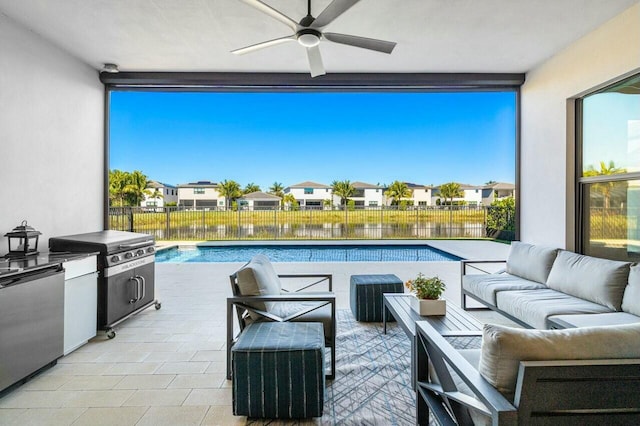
111 255 120 263
136 249 145 256
147 247 155 254
125 252 134 259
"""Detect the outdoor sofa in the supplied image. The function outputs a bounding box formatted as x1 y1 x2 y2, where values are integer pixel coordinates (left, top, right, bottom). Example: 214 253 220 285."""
414 242 640 424
461 241 640 329
416 320 640 425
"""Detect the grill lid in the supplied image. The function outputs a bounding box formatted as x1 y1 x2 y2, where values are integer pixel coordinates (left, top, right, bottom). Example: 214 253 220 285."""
49 230 154 255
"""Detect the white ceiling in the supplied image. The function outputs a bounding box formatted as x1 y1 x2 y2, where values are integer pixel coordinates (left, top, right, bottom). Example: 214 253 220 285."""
0 0 636 74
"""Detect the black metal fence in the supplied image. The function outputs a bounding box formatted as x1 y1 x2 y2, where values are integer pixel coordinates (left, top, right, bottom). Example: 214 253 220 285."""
109 206 515 241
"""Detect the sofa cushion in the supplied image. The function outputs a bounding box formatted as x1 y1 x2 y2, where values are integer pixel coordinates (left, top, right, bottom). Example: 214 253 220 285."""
546 251 631 311
478 323 640 400
622 265 640 316
495 289 612 329
235 254 283 319
463 273 546 306
505 242 558 284
548 312 640 329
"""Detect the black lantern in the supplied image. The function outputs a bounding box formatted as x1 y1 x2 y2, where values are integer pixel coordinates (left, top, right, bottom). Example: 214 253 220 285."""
4 220 42 258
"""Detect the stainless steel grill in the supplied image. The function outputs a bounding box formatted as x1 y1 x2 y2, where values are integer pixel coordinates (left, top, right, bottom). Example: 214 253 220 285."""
49 230 160 338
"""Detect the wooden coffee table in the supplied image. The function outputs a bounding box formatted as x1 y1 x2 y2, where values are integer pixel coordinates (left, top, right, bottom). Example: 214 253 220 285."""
382 294 482 388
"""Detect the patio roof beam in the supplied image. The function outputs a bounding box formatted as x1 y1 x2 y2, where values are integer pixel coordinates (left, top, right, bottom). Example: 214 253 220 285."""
99 72 525 91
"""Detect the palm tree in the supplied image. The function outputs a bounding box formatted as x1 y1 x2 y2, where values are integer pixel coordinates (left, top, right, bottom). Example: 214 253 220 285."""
124 170 151 206
268 182 284 198
282 193 298 210
218 179 242 210
243 183 261 194
148 187 163 207
108 169 129 207
269 182 286 208
384 181 412 206
439 182 463 206
331 180 355 208
584 161 625 208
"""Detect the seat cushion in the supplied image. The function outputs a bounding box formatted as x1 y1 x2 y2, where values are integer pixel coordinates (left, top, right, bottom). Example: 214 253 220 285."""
235 254 283 319
463 273 546 306
478 323 640 401
548 312 640 328
622 265 640 316
269 302 334 340
495 289 612 329
546 250 631 311
505 242 558 284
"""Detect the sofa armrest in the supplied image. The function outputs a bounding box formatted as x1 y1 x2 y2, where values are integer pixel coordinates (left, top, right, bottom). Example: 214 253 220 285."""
278 273 333 292
461 259 507 276
415 321 517 425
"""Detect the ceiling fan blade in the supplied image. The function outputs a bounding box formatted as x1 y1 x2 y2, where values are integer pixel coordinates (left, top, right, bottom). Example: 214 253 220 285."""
306 46 326 78
312 0 360 28
231 35 296 55
240 0 299 31
323 32 396 54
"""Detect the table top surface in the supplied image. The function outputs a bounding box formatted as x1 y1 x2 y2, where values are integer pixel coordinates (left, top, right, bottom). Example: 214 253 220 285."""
384 293 482 337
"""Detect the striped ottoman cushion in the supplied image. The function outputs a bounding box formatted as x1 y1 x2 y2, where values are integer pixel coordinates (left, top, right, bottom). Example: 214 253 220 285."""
232 322 325 418
350 274 404 322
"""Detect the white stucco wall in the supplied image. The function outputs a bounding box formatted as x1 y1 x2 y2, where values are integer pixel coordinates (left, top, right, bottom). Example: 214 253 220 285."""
520 3 640 248
0 13 104 245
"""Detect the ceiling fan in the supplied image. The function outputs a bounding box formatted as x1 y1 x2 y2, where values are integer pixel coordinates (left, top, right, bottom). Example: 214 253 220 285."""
232 0 397 77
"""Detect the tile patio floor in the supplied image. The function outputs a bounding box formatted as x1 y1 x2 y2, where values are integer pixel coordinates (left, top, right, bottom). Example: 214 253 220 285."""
0 241 513 425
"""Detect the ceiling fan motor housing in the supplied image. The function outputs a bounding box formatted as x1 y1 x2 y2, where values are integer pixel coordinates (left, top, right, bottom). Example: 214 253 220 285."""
297 28 322 47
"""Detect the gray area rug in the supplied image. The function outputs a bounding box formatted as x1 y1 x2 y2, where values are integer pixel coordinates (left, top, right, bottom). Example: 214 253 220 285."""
247 309 415 425
246 309 481 425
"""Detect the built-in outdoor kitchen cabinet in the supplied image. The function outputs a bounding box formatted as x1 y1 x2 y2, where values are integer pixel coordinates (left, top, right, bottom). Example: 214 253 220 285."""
63 255 98 355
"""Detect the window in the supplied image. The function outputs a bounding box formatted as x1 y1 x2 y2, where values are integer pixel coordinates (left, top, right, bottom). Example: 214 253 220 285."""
578 73 640 261
194 188 205 194
304 188 313 194
369 201 378 207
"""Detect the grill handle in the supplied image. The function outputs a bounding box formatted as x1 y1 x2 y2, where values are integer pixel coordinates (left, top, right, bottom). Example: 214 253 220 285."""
138 275 146 301
129 276 141 304
119 241 153 249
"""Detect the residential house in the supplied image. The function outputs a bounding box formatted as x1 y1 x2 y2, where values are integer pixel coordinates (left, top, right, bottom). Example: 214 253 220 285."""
238 191 281 210
141 180 178 209
284 181 332 209
482 182 516 205
350 181 384 208
432 183 483 206
177 181 224 210
405 182 433 207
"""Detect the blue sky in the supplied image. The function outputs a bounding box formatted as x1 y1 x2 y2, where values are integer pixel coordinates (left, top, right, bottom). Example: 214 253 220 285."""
110 91 516 190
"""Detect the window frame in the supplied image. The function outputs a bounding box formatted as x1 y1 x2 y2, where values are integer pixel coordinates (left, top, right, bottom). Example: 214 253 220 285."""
102 72 523 236
576 72 640 259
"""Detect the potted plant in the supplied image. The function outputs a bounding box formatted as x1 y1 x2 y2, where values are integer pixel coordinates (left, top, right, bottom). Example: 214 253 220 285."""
405 273 446 315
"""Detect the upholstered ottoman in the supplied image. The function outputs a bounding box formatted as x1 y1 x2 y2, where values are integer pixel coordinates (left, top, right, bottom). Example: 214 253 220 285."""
350 274 404 321
232 322 325 419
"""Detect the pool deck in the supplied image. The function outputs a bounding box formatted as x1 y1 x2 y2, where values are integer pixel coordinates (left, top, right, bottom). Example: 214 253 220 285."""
155 239 511 313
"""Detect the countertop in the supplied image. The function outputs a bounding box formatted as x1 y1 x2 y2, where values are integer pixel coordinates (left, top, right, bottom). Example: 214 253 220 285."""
0 251 98 280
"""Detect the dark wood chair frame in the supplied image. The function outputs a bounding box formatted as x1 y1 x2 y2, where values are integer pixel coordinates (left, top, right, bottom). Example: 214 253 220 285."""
227 271 336 380
415 321 640 425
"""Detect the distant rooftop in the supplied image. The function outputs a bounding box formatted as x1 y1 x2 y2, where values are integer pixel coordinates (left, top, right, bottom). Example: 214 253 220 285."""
240 191 281 200
286 181 331 189
177 180 218 188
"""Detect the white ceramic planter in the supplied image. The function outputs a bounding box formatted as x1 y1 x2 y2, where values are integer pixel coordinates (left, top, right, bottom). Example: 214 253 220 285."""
410 296 446 316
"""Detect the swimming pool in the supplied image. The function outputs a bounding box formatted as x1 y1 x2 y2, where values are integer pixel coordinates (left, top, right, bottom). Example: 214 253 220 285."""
155 244 461 263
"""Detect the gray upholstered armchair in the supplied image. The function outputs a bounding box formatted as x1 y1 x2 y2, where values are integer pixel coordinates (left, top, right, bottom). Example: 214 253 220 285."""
226 254 336 380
